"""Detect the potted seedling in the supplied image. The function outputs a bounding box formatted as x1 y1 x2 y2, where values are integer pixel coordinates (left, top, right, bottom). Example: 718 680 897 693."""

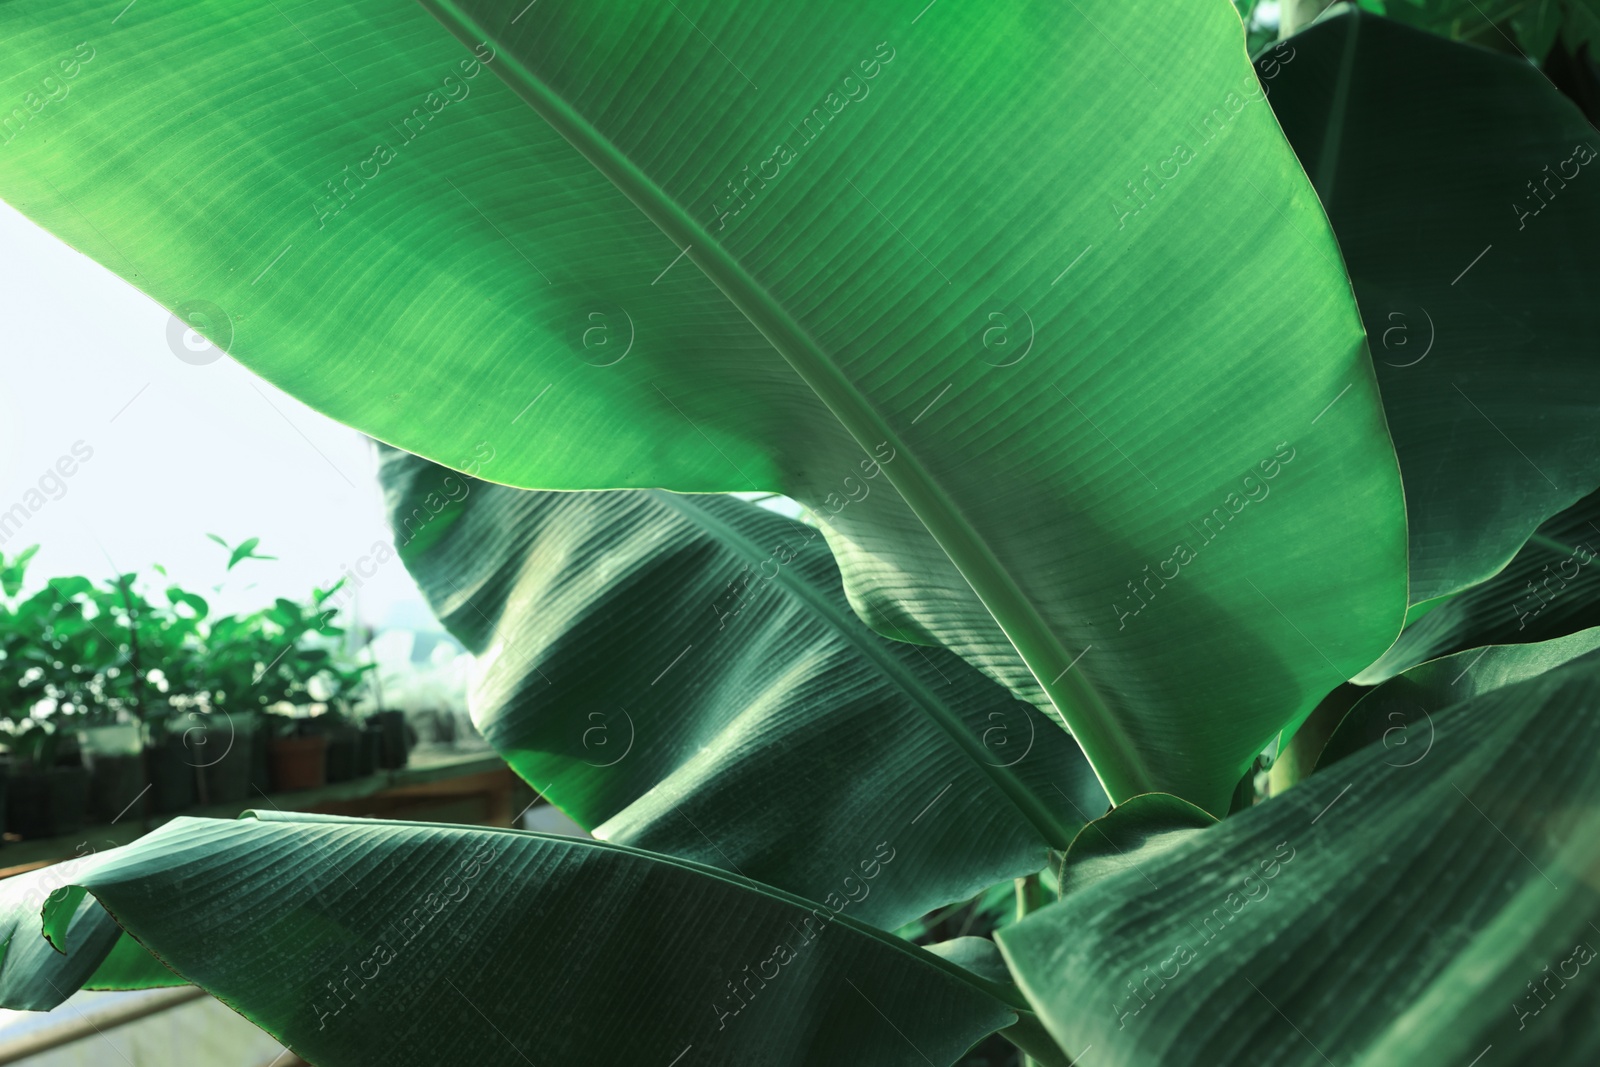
0 546 47 837
143 698 196 814
77 574 152 824
3 576 98 839
319 662 376 783
260 591 351 792
317 606 375 783
365 647 416 772
191 611 266 804
136 572 209 814
184 536 283 804
320 707 362 783
180 536 284 803
265 714 328 791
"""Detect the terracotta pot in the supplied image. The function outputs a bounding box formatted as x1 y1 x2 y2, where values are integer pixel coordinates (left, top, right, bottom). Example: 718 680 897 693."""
269 734 328 792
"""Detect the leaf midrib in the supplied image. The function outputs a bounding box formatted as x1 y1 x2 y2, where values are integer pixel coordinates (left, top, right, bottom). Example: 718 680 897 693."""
652 491 1079 848
74 814 1032 1011
418 0 1156 804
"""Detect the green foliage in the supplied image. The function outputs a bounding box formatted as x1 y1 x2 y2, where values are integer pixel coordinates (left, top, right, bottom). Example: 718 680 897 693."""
379 445 1105 930
1265 10 1600 607
999 644 1600 1065
3 813 1022 1064
1357 490 1600 682
206 533 277 572
0 2 1599 1066
0 0 1412 818
0 541 369 753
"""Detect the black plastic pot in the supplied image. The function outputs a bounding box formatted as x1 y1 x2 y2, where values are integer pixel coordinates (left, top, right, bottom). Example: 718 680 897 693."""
358 726 382 776
195 725 254 806
325 729 359 783
146 738 196 814
89 753 146 824
370 710 412 770
249 722 273 796
6 766 90 839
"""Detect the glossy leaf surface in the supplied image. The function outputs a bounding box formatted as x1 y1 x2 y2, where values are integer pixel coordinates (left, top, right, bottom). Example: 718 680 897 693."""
380 446 1105 929
0 813 1018 1065
1357 488 1600 682
1265 10 1600 605
999 648 1600 1066
0 0 1408 812
1055 793 1215 898
1321 626 1600 770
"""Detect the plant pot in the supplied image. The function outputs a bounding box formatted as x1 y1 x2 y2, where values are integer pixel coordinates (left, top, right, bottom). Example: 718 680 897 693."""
146 738 195 814
6 766 90 839
358 726 382 776
250 722 273 796
325 730 359 783
370 710 412 770
88 752 146 824
269 734 328 792
195 725 254 806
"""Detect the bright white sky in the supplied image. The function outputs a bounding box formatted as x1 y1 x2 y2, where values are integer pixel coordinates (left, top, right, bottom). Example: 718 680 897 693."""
0 199 428 629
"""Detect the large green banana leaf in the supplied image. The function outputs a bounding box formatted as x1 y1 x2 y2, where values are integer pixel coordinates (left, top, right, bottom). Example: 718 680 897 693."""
1358 488 1600 682
0 872 133 1009
1276 623 1600 789
0 0 1407 813
1320 626 1600 770
0 851 182 997
998 643 1600 1066
83 930 185 990
1264 9 1600 606
1053 792 1216 898
0 812 1019 1065
378 446 1105 929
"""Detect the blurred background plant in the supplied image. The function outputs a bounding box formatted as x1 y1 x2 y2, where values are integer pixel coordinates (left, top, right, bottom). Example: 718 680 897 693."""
0 537 374 773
